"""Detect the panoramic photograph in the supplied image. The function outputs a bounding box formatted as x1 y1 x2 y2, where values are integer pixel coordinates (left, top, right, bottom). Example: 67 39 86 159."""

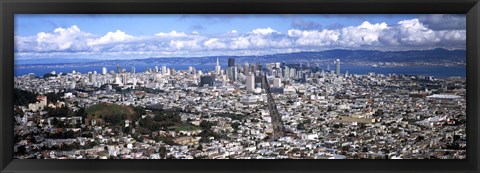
13 14 466 159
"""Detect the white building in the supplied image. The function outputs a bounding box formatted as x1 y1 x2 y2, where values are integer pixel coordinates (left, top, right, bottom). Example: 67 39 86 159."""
273 78 282 88
246 75 255 92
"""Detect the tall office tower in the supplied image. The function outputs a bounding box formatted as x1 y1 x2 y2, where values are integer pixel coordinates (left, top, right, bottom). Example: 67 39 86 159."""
93 71 97 75
257 64 263 75
284 66 290 79
162 66 167 74
227 67 233 81
154 66 159 73
89 73 96 83
250 64 256 75
228 66 238 81
290 68 296 79
335 59 340 75
246 74 255 92
302 73 307 83
244 63 249 75
28 73 35 80
117 65 121 73
215 58 221 75
171 69 176 76
122 74 128 84
102 67 107 75
273 78 282 88
131 67 136 74
228 58 235 67
275 62 281 69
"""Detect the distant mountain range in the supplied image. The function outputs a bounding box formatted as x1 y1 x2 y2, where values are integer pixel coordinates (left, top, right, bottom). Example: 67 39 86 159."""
16 48 466 66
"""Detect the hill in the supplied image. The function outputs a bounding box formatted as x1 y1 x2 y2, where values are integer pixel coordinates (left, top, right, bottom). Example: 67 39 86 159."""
104 48 466 66
85 103 137 126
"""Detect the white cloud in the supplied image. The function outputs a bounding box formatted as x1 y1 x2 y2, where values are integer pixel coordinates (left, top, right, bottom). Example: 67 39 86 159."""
88 30 134 46
155 30 188 37
379 19 440 47
33 25 93 52
170 39 200 50
338 21 388 47
287 29 340 47
204 38 227 49
251 27 280 35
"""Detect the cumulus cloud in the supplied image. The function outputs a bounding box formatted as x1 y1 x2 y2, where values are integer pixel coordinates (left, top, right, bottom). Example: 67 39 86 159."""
155 30 188 37
379 19 456 48
88 30 134 46
251 27 280 35
338 21 388 48
287 29 340 47
32 25 93 52
15 18 466 59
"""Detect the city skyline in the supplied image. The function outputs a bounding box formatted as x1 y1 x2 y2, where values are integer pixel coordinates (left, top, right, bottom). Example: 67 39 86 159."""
15 14 466 60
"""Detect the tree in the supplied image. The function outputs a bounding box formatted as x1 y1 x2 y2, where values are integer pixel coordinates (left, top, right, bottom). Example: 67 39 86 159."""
13 88 37 106
43 73 57 78
159 146 167 159
200 120 215 130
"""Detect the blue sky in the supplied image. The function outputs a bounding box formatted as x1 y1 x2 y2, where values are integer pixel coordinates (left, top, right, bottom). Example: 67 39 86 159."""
14 14 466 60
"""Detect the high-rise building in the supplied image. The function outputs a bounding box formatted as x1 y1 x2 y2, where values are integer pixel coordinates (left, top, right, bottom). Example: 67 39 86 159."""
232 66 238 81
162 66 167 74
283 66 290 79
102 67 107 75
275 62 281 69
246 74 255 92
131 67 136 74
226 66 238 81
154 66 159 73
215 58 221 75
122 74 128 84
250 64 256 75
243 63 249 75
228 58 235 67
335 59 341 75
273 78 282 88
89 73 96 83
257 64 263 75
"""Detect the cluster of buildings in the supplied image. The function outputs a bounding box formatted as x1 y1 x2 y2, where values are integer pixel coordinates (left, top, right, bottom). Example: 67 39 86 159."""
13 58 466 159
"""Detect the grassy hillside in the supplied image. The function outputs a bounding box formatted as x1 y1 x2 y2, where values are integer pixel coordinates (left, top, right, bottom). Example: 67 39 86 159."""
85 103 137 126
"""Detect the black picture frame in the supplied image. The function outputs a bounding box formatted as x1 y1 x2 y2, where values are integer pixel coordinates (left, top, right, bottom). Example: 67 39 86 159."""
1 0 479 173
